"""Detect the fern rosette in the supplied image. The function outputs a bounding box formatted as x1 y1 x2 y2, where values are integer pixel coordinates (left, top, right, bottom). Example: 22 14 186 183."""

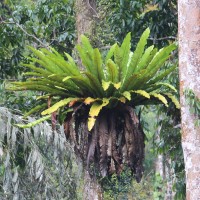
7 28 179 181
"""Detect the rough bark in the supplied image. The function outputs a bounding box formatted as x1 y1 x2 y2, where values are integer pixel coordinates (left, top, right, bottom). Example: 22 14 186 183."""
74 1 102 199
178 1 200 199
75 0 97 44
83 172 103 200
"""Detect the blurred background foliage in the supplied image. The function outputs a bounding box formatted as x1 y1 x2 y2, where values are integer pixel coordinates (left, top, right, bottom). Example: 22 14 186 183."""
0 0 185 199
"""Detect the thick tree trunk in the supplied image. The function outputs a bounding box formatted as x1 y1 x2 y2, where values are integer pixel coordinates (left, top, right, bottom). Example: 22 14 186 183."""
75 0 97 44
74 1 102 199
178 1 200 199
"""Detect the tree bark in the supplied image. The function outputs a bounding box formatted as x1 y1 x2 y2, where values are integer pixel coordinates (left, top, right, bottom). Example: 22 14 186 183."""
178 1 200 199
75 0 97 44
74 1 102 199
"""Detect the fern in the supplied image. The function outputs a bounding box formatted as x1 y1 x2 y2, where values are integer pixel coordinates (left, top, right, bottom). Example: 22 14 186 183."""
7 28 179 130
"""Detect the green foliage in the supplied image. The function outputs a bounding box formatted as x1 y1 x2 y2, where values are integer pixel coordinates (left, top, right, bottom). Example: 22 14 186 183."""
0 107 79 199
101 169 153 200
184 89 200 126
153 173 165 200
0 0 74 78
7 29 179 131
97 0 177 48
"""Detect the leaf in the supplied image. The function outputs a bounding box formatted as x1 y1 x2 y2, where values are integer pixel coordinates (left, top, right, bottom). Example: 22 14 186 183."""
28 47 63 73
88 117 96 132
88 99 109 131
84 72 104 97
119 97 126 103
102 80 121 91
93 48 105 81
124 28 150 80
164 93 180 109
146 44 177 72
132 90 150 99
41 98 78 115
15 115 51 128
113 82 121 89
148 64 177 85
155 82 177 92
120 32 131 80
150 93 168 107
84 97 97 105
136 45 154 72
23 103 47 118
123 91 131 100
102 80 111 91
76 45 93 72
106 43 117 62
106 59 119 83
89 99 109 117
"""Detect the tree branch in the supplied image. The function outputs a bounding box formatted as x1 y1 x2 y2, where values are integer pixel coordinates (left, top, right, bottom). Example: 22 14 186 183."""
0 18 49 49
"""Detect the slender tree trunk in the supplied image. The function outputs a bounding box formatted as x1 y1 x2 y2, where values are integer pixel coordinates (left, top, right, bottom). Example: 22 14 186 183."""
178 1 200 199
74 1 102 199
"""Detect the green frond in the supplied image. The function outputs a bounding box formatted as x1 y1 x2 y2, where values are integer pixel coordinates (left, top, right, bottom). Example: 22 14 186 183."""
80 34 94 54
76 44 93 72
155 82 177 92
15 115 51 128
41 97 79 115
23 103 47 118
148 64 177 85
135 45 154 72
113 44 122 72
63 75 95 96
28 47 63 73
105 43 117 62
124 28 150 81
84 72 104 97
64 53 81 75
164 93 180 109
132 90 150 99
150 92 168 107
122 91 131 100
22 63 51 76
120 32 131 80
106 59 119 83
93 48 105 81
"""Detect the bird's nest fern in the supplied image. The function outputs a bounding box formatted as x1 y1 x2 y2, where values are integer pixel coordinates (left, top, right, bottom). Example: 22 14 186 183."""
7 28 180 182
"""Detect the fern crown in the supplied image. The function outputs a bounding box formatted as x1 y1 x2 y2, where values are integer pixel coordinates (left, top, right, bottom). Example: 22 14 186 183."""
8 28 179 130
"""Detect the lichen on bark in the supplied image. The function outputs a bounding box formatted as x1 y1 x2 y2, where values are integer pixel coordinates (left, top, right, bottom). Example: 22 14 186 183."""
178 0 200 199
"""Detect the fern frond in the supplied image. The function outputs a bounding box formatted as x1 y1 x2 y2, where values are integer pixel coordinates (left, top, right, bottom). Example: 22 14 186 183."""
15 115 51 128
124 28 150 81
150 93 168 107
120 32 131 80
41 97 79 115
164 93 180 109
105 43 117 62
106 59 119 83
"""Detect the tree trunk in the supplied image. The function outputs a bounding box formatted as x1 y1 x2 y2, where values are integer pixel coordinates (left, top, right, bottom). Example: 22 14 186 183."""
74 1 102 199
83 171 103 200
75 0 97 44
178 1 200 199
